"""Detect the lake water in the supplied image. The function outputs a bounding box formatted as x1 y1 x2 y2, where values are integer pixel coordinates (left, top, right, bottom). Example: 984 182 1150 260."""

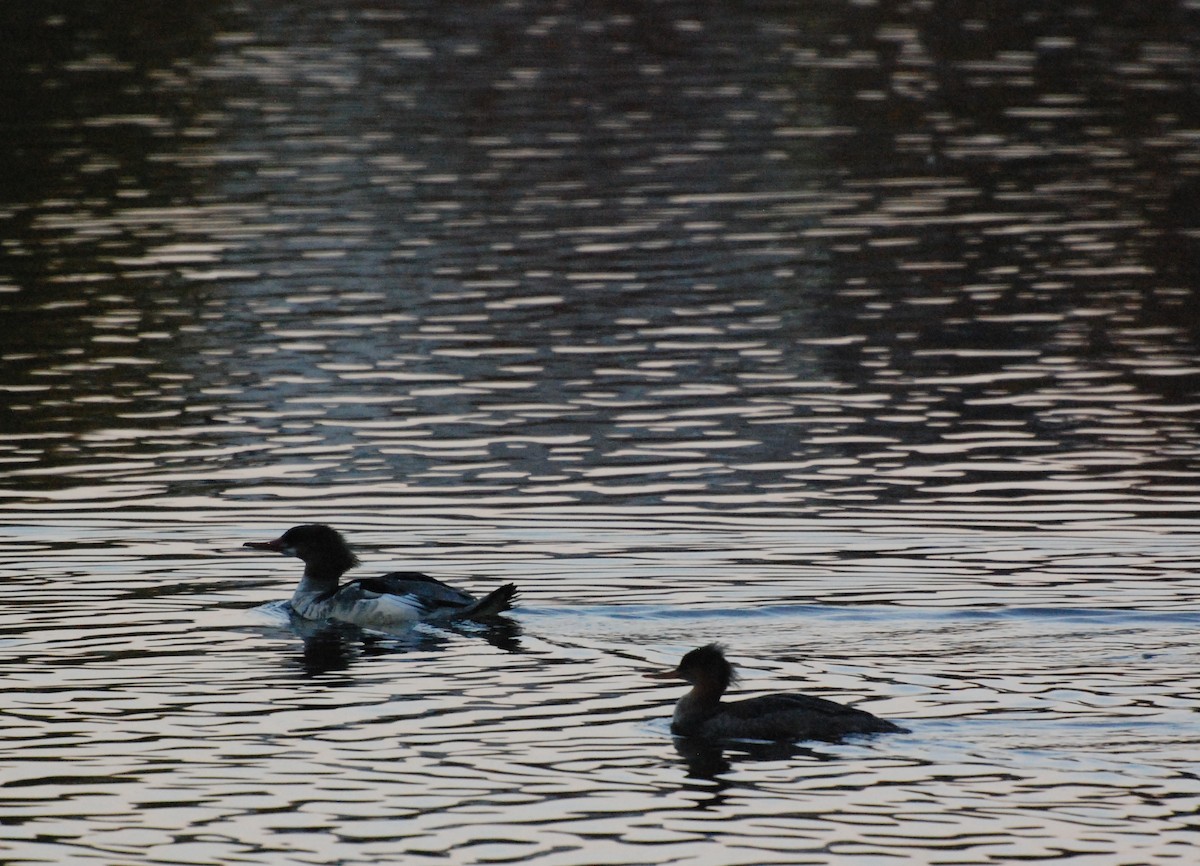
3 1 1200 863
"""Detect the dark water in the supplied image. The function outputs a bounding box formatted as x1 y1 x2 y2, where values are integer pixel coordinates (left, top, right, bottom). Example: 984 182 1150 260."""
3 2 1200 864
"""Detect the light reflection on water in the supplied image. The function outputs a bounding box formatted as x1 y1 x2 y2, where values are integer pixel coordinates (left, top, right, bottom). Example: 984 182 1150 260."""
4 518 1200 863
4 0 1200 863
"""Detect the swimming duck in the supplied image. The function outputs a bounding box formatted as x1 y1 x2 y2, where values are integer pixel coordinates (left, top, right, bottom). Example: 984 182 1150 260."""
645 644 905 741
244 524 516 629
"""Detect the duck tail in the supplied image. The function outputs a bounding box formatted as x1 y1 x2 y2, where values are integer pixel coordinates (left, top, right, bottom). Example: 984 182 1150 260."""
465 583 517 618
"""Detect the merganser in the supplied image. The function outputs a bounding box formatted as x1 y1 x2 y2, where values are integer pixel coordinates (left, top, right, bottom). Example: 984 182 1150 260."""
645 644 906 742
244 524 517 629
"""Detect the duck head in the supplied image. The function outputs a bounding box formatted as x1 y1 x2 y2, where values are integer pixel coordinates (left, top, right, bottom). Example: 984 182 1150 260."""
244 524 360 581
645 643 738 697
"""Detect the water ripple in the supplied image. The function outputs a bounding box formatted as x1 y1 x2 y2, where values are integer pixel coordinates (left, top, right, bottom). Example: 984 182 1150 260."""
5 0 1200 863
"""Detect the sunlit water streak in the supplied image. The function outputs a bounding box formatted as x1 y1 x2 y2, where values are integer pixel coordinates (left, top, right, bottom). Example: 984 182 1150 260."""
4 515 1200 863
4 0 1200 864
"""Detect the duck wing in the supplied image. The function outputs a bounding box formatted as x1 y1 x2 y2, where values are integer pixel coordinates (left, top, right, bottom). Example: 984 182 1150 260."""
345 572 517 620
705 693 905 741
352 571 477 608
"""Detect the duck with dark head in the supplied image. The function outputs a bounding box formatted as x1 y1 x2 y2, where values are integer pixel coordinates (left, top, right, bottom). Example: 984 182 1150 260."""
646 644 906 742
245 524 516 630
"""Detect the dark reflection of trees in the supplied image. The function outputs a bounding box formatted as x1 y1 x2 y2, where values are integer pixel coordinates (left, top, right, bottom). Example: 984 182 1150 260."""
784 0 1200 508
5 0 1200 515
0 1 228 444
0 0 225 232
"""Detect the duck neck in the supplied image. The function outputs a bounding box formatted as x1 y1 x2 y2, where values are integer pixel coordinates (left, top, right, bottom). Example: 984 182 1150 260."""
293 561 345 600
673 682 724 735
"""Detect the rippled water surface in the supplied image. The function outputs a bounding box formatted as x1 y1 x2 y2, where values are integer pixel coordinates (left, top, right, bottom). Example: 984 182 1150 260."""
4 1 1200 864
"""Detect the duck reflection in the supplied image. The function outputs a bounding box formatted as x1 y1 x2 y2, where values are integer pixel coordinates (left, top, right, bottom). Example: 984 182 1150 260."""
260 602 523 676
673 735 829 782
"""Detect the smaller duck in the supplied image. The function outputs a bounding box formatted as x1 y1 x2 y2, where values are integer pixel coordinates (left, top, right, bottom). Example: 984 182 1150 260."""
244 524 516 630
645 644 906 742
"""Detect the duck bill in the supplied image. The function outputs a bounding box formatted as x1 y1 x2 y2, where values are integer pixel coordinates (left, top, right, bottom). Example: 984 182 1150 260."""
244 537 285 552
644 667 685 681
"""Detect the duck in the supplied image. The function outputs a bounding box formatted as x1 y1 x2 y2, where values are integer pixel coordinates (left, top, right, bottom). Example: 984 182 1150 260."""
645 644 906 742
244 524 517 630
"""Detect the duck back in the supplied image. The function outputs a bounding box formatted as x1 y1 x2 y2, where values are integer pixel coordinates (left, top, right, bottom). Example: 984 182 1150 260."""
353 571 478 607
688 693 907 742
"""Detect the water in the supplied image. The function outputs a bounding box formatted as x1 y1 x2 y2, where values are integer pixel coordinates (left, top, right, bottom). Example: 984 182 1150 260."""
3 1 1200 863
